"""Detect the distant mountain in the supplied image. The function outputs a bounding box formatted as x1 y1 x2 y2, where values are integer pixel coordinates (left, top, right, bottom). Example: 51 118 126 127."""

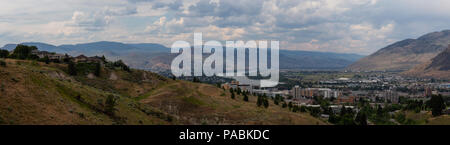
403 44 450 79
58 41 141 57
279 50 363 69
347 30 450 71
59 41 132 51
128 43 169 52
1 41 364 71
1 44 18 51
2 42 60 52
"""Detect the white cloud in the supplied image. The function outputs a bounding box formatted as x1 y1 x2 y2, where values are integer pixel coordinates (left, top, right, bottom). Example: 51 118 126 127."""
1 0 450 55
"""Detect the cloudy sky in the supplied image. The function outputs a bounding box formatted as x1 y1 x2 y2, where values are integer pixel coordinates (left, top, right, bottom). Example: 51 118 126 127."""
1 0 450 55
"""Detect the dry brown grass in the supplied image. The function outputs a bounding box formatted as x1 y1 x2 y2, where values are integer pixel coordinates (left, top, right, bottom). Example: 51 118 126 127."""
0 59 326 125
402 60 450 79
427 115 450 125
139 81 327 125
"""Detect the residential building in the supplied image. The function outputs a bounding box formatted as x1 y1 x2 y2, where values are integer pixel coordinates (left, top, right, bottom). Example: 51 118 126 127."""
291 85 301 98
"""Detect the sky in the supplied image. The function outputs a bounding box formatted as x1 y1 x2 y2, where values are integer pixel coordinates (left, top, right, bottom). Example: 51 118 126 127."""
1 0 450 55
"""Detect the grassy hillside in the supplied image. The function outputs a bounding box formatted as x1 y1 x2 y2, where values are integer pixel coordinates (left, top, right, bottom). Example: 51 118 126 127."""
392 110 450 125
0 58 326 125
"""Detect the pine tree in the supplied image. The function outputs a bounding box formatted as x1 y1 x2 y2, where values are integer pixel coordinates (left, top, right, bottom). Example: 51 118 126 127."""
43 56 50 64
263 98 269 108
63 54 70 63
328 113 339 124
341 106 348 117
274 98 279 105
105 95 118 115
257 95 262 107
68 61 77 76
192 77 200 83
243 94 249 102
355 111 368 125
376 105 383 117
292 105 299 112
94 62 101 77
122 65 130 72
0 60 6 67
101 55 106 61
430 94 446 116
300 105 307 112
282 102 287 108
0 49 9 58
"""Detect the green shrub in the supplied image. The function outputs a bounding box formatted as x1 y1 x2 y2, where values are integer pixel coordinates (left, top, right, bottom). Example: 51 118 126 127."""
243 94 249 102
77 112 85 118
108 60 130 72
73 62 103 76
105 95 118 115
0 60 6 67
75 63 97 75
11 78 19 83
166 116 173 122
0 49 9 58
263 99 269 108
94 63 101 77
31 61 39 66
68 61 77 76
282 102 287 108
0 115 4 124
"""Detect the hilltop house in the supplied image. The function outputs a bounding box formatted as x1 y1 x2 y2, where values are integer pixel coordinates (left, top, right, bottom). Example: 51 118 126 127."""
223 81 254 93
31 50 67 60
74 55 88 62
74 55 104 63
49 54 66 60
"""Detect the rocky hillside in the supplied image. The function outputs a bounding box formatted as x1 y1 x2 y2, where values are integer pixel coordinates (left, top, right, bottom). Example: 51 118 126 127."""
347 30 450 71
0 58 325 125
403 45 450 79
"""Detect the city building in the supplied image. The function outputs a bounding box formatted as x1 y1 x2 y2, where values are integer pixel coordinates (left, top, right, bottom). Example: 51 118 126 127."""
383 90 399 104
439 83 450 89
425 87 433 97
336 96 354 104
291 85 301 98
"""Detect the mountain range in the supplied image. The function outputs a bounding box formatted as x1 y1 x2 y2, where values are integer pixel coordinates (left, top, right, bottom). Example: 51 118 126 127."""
1 41 364 71
347 30 450 72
